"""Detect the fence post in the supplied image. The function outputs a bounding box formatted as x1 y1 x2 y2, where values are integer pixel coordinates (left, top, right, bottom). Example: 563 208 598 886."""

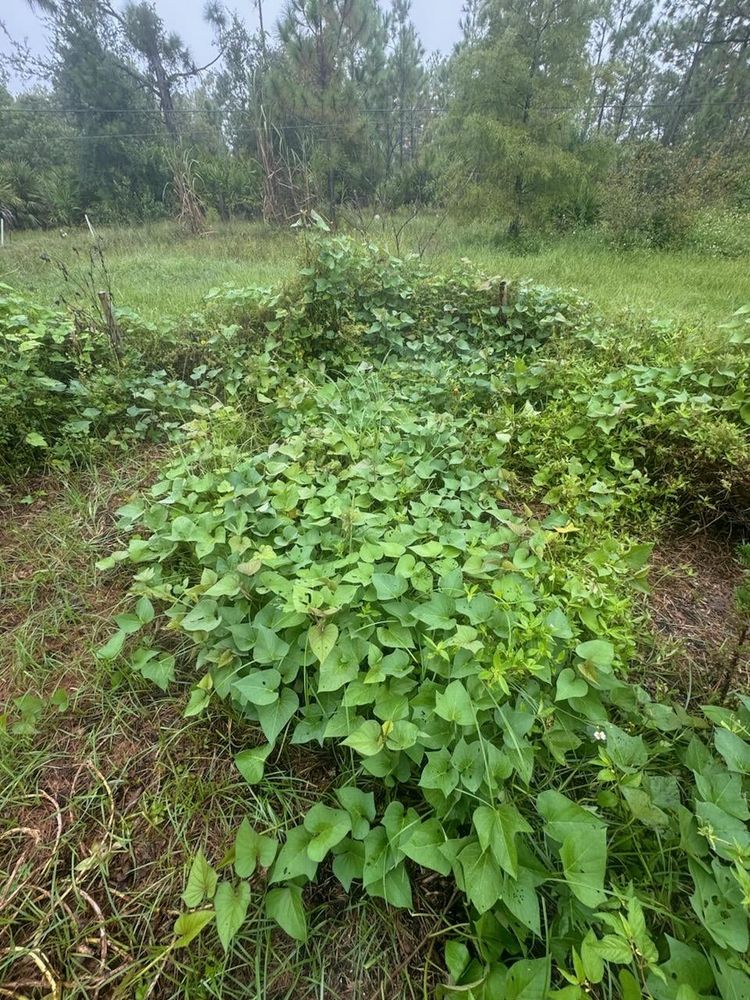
97 290 122 359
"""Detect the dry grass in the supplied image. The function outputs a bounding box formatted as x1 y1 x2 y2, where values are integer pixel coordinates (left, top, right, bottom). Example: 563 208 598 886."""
647 530 748 698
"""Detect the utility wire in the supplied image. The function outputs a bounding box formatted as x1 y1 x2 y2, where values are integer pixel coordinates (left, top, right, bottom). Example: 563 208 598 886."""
3 98 750 117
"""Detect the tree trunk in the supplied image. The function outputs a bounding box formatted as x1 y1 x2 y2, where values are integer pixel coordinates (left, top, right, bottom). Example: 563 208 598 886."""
662 0 715 146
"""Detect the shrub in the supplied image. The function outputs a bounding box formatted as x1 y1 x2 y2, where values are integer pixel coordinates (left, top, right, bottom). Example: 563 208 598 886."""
599 144 698 250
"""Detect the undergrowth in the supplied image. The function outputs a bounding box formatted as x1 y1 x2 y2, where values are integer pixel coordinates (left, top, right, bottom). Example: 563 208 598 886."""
2 237 750 999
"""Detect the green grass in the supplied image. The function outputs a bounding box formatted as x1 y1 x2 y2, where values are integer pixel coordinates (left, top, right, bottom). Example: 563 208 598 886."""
426 227 750 326
2 217 749 325
0 221 296 320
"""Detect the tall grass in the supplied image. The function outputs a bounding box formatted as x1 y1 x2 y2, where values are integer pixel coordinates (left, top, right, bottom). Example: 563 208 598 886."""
1 216 749 324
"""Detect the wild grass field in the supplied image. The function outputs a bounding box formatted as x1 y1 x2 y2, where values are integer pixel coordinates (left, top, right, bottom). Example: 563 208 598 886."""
3 216 750 324
1 225 750 1000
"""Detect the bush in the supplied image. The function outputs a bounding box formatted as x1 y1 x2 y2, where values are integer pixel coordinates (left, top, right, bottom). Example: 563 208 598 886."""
0 283 257 473
600 144 698 250
689 208 750 260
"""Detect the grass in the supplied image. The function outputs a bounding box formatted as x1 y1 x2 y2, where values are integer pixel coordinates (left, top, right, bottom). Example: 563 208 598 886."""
0 222 296 320
2 216 749 325
427 227 750 326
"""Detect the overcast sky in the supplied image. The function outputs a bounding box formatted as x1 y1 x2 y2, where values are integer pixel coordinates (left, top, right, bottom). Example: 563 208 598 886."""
1 1 463 92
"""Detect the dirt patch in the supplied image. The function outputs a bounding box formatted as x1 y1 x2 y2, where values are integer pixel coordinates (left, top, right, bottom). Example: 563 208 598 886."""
647 530 747 694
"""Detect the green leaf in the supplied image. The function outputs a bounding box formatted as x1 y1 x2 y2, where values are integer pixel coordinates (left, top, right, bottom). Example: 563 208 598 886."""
304 804 352 862
618 970 641 1000
593 935 633 964
445 941 471 983
308 622 339 665
419 748 459 797
555 667 588 701
335 787 376 840
115 613 143 635
452 738 484 792
232 669 281 707
711 954 750 1000
135 596 155 624
578 930 604 984
237 558 262 576
183 687 211 718
694 800 750 861
342 719 383 757
575 640 615 669
96 630 126 661
205 572 241 597
130 648 175 691
24 432 48 448
234 819 277 878
318 633 361 692
266 885 308 942
271 827 319 883
182 599 222 633
385 719 419 751
559 828 607 908
372 573 408 601
257 687 299 744
622 787 669 829
182 850 218 907
173 909 215 948
254 625 290 665
376 623 415 649
536 790 606 842
690 860 748 952
506 958 551 1000
434 680 474 726
411 593 456 630
502 868 541 935
458 841 502 913
214 880 251 951
714 728 750 774
366 860 413 908
234 743 273 785
332 838 365 891
401 818 453 876
473 804 531 878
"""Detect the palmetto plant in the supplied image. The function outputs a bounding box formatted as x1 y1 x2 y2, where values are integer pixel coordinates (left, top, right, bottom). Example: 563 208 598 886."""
0 162 48 228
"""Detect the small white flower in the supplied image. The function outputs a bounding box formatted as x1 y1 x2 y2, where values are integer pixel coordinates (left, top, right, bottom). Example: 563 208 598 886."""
593 729 607 743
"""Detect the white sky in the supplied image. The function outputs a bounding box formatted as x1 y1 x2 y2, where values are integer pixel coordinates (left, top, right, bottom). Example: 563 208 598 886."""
1 0 464 92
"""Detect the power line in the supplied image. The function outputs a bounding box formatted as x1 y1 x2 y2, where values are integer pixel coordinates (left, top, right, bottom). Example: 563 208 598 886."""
2 98 750 120
0 105 445 116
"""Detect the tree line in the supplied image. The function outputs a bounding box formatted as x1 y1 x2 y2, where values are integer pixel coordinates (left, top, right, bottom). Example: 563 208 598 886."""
1 0 748 246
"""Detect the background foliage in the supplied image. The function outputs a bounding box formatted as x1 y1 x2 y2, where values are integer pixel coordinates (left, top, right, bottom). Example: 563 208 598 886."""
1 0 749 243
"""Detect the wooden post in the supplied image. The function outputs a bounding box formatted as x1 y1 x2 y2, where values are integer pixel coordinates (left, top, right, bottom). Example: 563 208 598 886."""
85 214 96 237
97 290 122 359
1 218 4 247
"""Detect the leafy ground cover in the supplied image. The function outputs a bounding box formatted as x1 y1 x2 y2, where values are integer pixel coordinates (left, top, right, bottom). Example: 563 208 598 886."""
1 236 749 999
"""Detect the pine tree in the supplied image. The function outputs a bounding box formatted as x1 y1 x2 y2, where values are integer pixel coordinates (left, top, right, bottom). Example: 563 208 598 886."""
443 0 598 233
